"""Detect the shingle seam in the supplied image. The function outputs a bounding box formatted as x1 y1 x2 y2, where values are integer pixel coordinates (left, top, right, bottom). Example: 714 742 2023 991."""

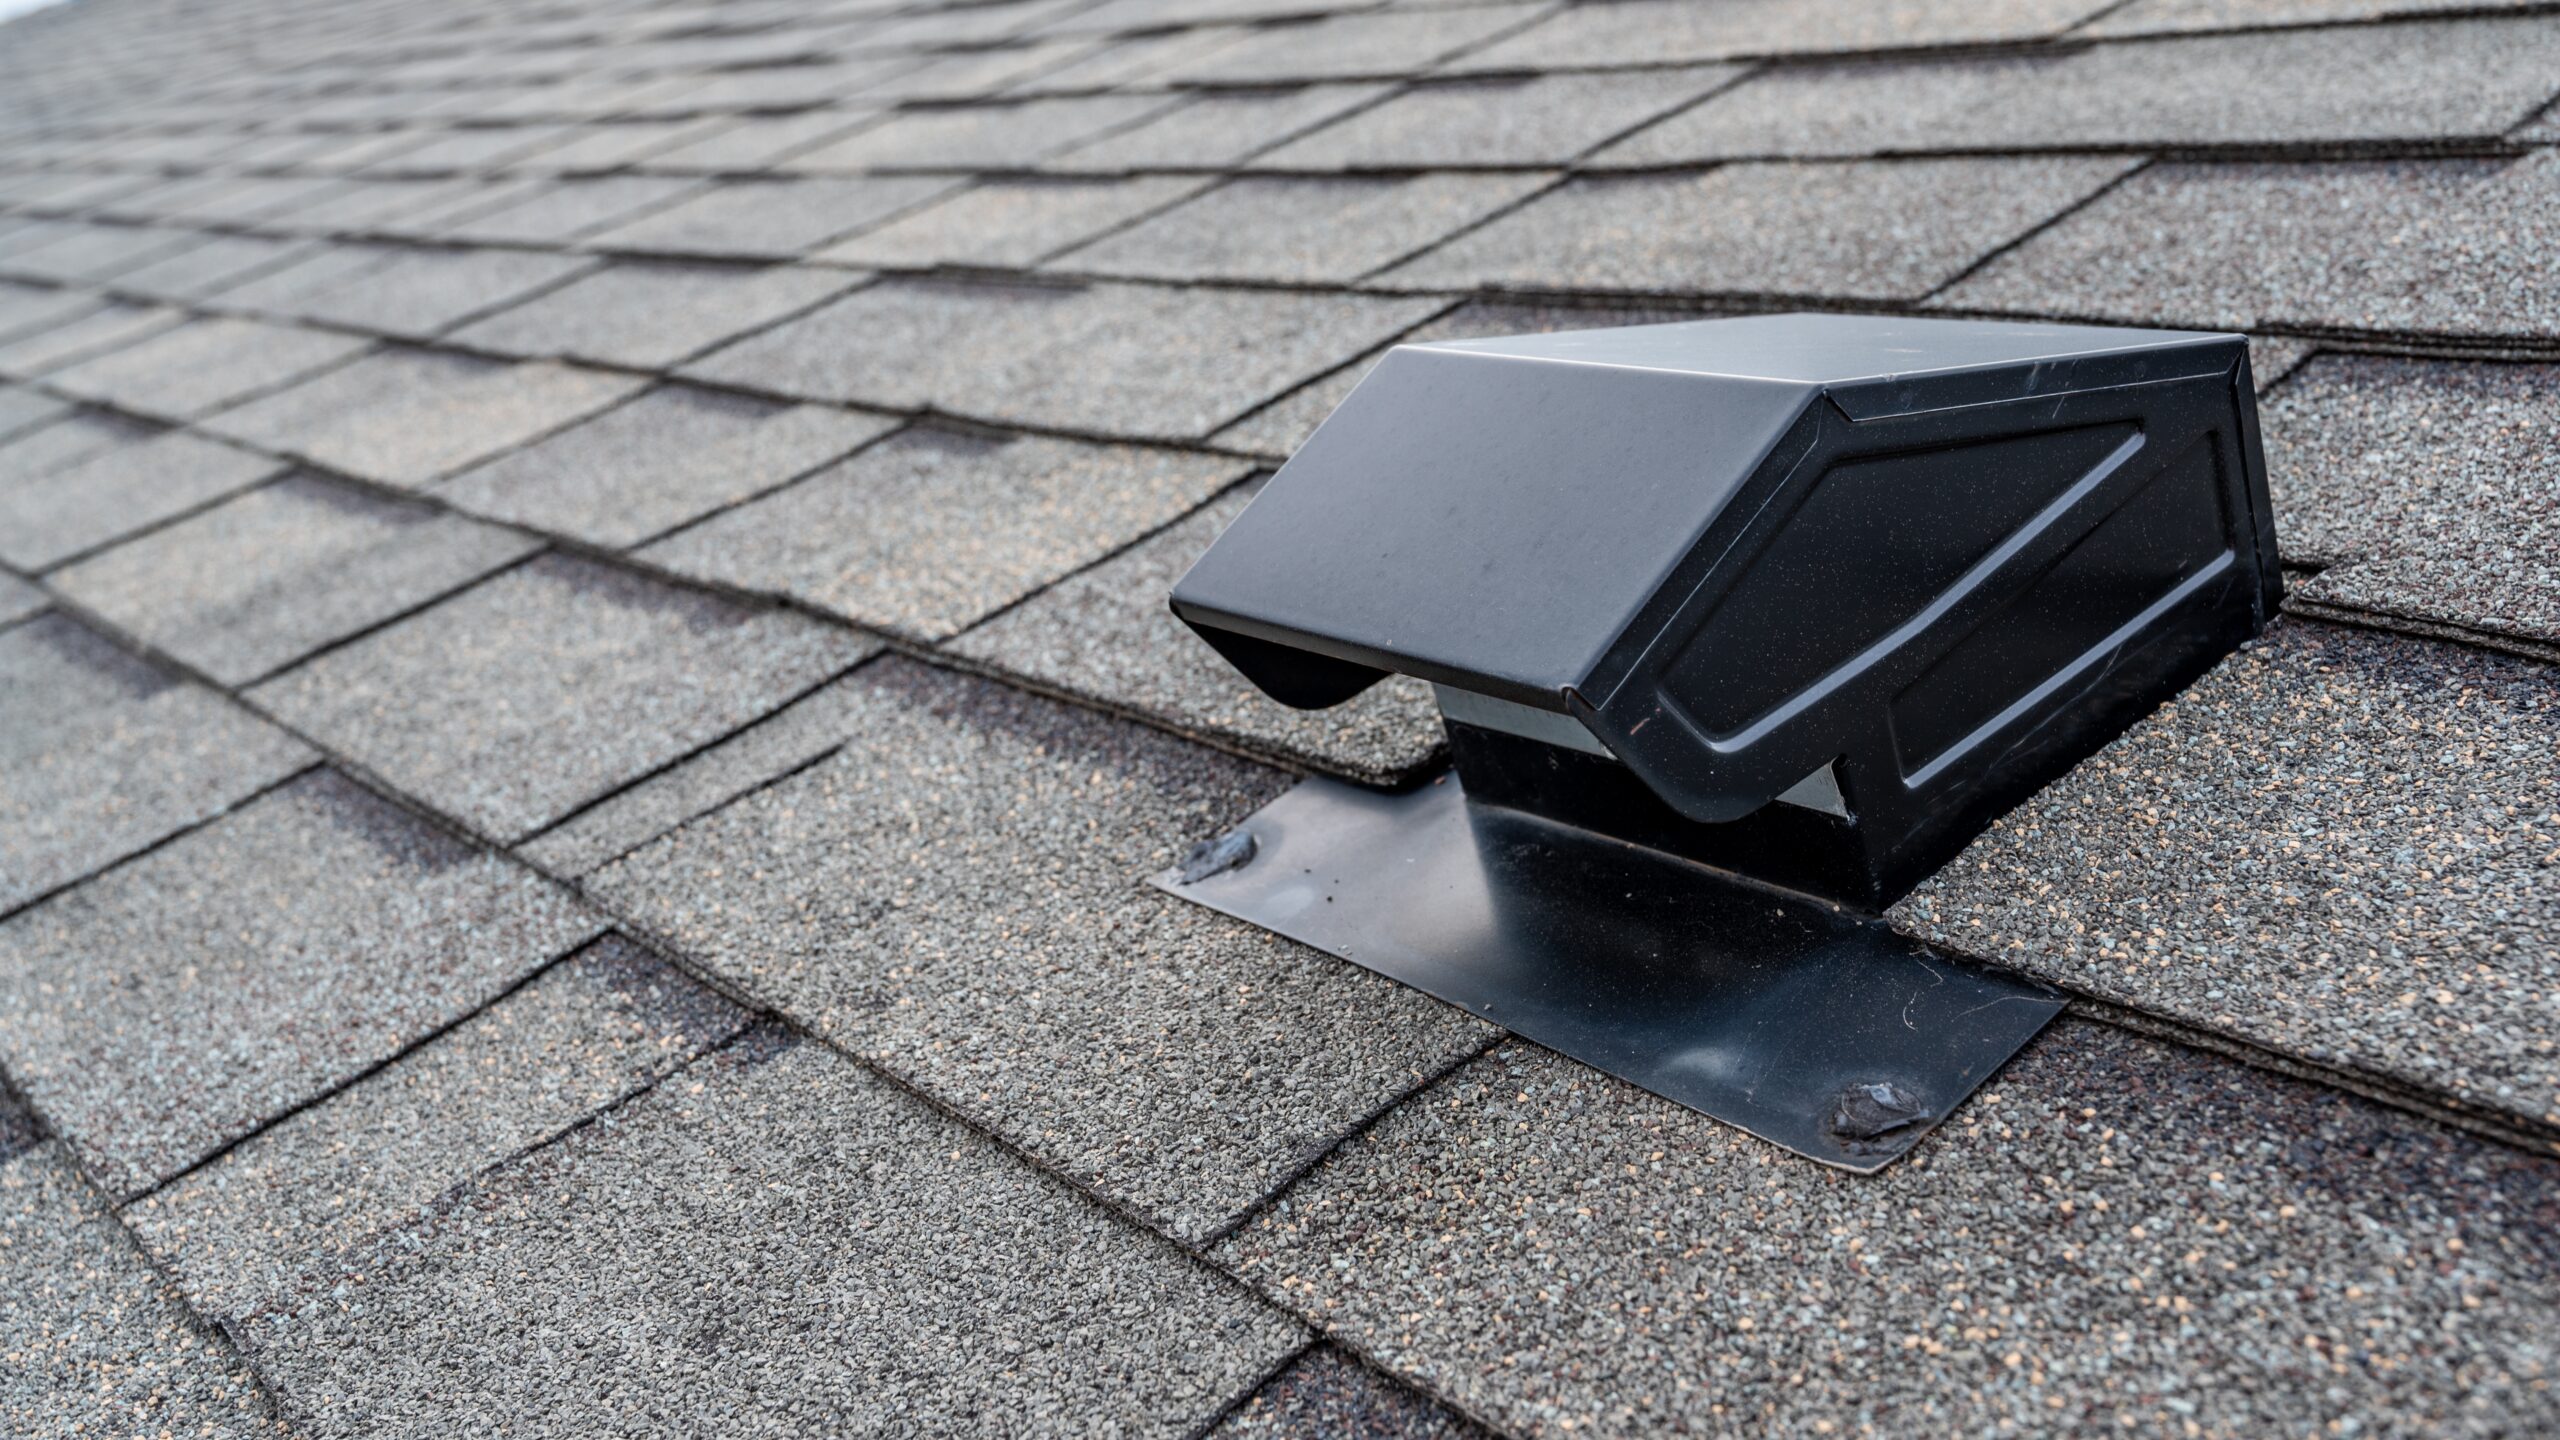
1920 152 2157 302
1182 1334 1324 1440
2283 595 2560 668
1350 172 1572 284
22 463 291 578
108 928 623 1213
224 536 554 689
0 755 323 932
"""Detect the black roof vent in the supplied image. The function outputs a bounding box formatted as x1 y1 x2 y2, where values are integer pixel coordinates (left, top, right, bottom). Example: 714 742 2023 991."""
1174 312 2281 907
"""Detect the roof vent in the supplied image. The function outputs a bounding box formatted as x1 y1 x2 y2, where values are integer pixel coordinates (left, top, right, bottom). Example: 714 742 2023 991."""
1157 314 2280 1169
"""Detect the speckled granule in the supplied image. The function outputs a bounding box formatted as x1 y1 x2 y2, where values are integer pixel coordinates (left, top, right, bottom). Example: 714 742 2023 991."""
239 1032 1304 1438
1057 173 1555 285
588 658 1495 1243
1218 1022 2560 1439
1893 619 2560 1132
0 769 603 1198
1213 1345 1491 1439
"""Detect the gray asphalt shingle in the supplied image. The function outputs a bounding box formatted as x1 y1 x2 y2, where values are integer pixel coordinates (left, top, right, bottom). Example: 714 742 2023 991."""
1218 1022 2560 1437
1386 157 2139 300
1047 84 1392 173
122 935 747 1322
0 298 186 377
1937 153 2560 340
0 428 287 571
686 276 1444 438
1893 621 2560 1135
50 476 540 685
0 382 69 442
419 173 705 244
785 93 1180 171
1215 1347 1490 1440
1257 67 1742 170
0 411 150 486
817 174 1209 268
238 1032 1305 1437
588 660 1495 1243
447 259 857 368
251 554 869 842
1595 19 2560 163
1058 173 1552 283
103 230 319 302
581 174 958 256
640 426 1243 638
2261 356 2560 656
205 349 646 487
949 484 1445 782
1170 4 1554 83
1457 0 2113 70
2085 0 2555 37
0 768 602 1199
0 573 40 628
210 242 596 339
437 384 896 548
40 315 369 420
1 1144 279 1436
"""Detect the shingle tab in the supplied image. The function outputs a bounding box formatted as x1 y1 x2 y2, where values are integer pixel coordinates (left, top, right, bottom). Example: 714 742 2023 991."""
2085 0 2553 38
1171 4 1554 83
1214 1346 1491 1440
0 428 286 572
251 554 869 842
633 109 879 173
1893 621 2560 1133
1057 173 1552 283
211 242 596 339
0 297 185 377
0 410 150 487
817 175 1209 268
791 95 1183 172
0 382 68 443
205 349 646 487
686 276 1445 438
0 573 41 629
0 770 602 1200
1457 0 2113 70
589 661 1494 1242
1595 19 2560 163
41 314 369 420
949 485 1444 782
0 278 103 345
50 476 540 685
447 259 857 368
582 174 958 256
1387 158 2138 300
437 385 896 548
421 173 705 244
2260 356 2560 655
1047 83 1391 173
1936 153 2560 340
1259 67 1742 170
640 427 1243 637
240 1033 1304 1436
122 936 746 1322
1218 1023 2560 1437
0 1144 278 1433
101 230 320 302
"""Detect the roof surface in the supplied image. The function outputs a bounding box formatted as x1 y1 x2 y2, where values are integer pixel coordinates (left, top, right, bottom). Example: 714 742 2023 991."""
0 0 2553 1435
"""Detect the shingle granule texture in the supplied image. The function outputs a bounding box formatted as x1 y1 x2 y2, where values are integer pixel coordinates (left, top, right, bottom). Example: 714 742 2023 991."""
1 1143 280 1437
1255 67 1743 170
211 243 596 339
108 231 319 303
1057 173 1554 284
686 276 1445 439
0 410 152 486
1168 4 1554 84
0 616 311 916
40 315 370 420
2085 0 2553 37
0 382 67 441
238 1032 1306 1438
629 111 873 175
446 259 857 368
1892 621 2560 1133
50 476 541 685
1045 84 1392 174
1457 0 2112 70
0 279 104 344
1594 19 2560 163
436 384 895 549
0 572 42 628
205 348 646 487
122 936 747 1323
641 426 1244 638
785 93 1181 172
0 769 602 1200
949 484 1445 783
1218 1023 2560 1438
1935 153 2560 341
2257 356 2560 657
516 674 881 876
422 174 704 245
252 554 870 842
0 427 286 571
0 298 184 377
1384 158 2141 301
588 661 1495 1243
582 175 961 257
1213 1346 1492 1439
818 175 1209 269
